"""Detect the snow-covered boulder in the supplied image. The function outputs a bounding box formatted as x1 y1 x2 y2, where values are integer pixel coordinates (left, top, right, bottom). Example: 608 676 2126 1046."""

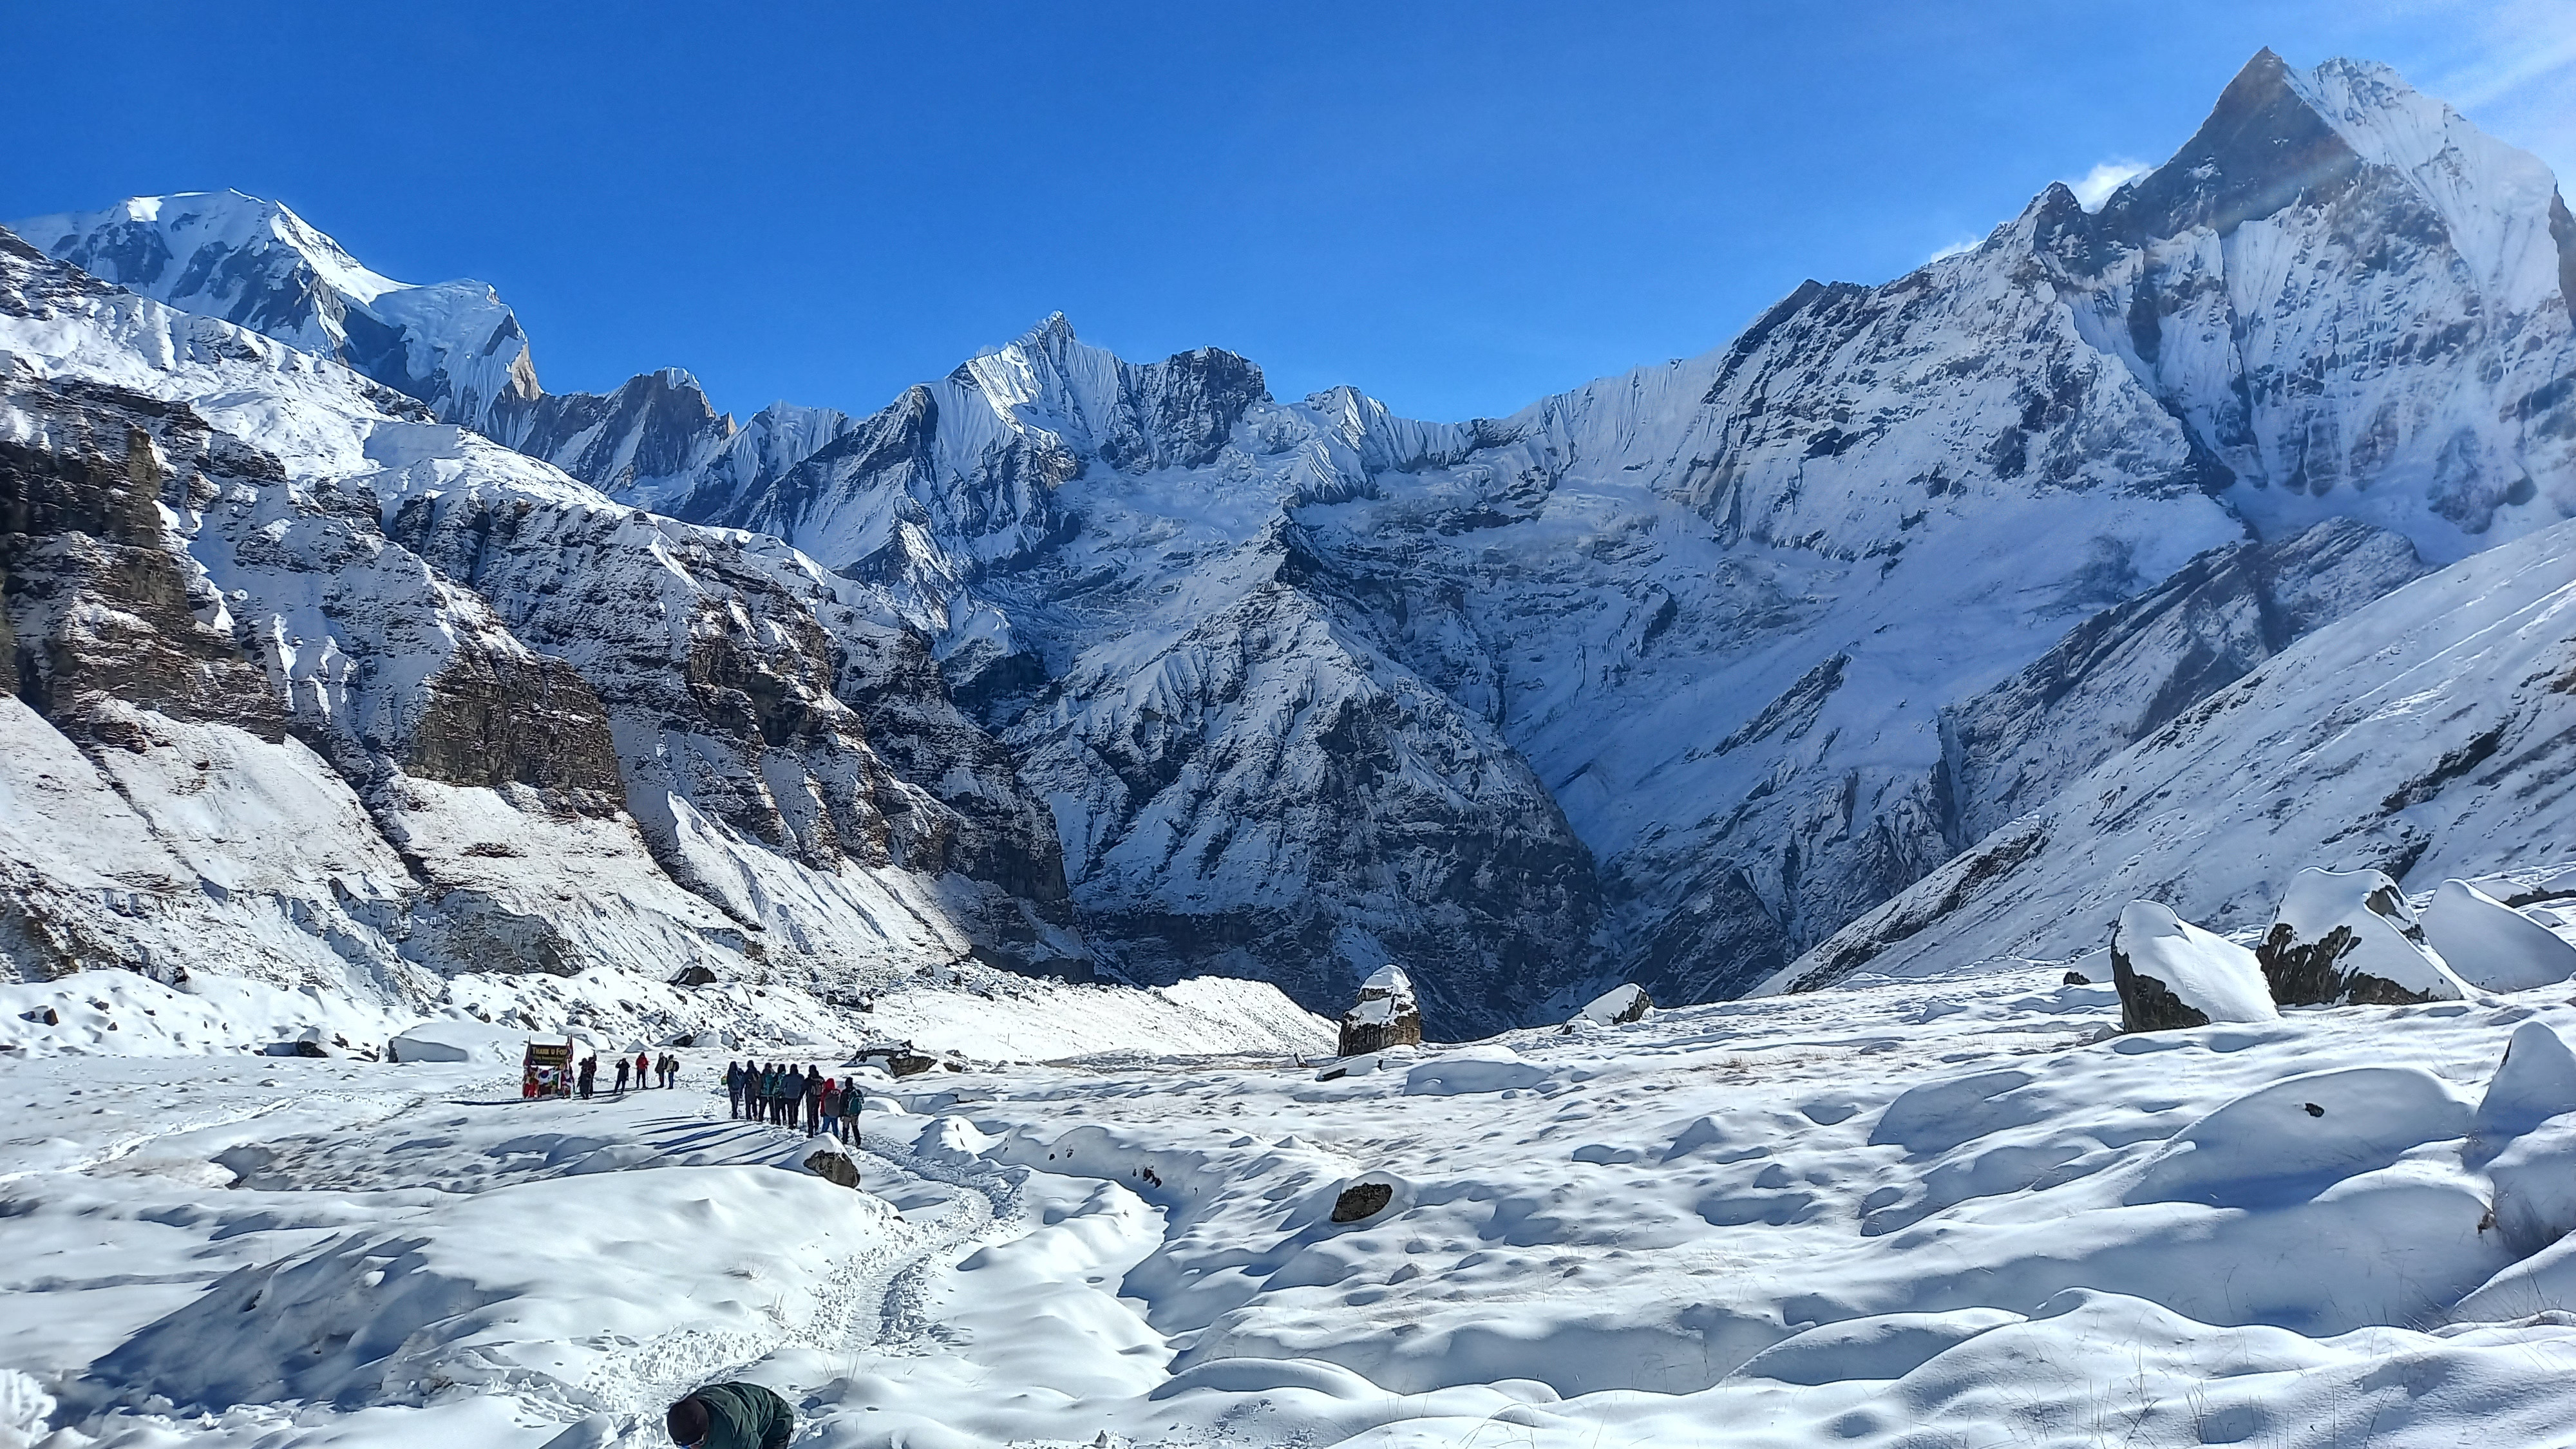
1337 965 1423 1057
1402 1044 1549 1096
2108 902 2278 1032
2423 880 2576 992
386 1020 527 1065
2256 867 2469 1005
1564 983 1653 1030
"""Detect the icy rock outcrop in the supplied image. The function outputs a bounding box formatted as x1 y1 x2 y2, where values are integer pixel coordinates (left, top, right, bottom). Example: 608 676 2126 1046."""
2258 868 2470 1006
1338 965 1423 1056
1329 1181 1395 1223
1566 983 1654 1029
2422 880 2576 992
2108 902 2278 1032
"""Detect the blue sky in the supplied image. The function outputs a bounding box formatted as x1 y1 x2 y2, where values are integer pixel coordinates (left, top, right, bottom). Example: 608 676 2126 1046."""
5 1 2571 422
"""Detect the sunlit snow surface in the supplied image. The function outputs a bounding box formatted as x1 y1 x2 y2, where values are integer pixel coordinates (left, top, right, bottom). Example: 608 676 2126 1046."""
11 965 2576 1448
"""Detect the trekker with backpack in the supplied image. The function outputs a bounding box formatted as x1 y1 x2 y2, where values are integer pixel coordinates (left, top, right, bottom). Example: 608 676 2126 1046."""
665 1381 791 1449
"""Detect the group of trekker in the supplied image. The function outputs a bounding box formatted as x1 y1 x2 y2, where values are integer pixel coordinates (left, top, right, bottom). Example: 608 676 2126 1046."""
571 1049 680 1099
728 1060 860 1144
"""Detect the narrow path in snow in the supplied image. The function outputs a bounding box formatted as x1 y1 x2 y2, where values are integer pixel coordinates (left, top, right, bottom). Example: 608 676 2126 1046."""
536 1095 1048 1445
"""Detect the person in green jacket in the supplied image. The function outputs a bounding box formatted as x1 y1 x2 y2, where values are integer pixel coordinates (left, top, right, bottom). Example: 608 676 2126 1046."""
665 1381 793 1448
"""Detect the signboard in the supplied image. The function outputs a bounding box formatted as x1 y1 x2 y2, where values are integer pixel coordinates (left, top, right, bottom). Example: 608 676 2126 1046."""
522 1039 574 1099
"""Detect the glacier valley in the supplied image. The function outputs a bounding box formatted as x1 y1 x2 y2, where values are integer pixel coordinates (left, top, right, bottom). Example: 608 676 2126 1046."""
2 44 2576 1449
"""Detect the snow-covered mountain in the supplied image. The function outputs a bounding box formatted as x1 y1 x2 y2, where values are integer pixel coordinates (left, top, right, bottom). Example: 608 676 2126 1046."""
1771 507 2576 993
0 225 1083 1029
10 50 2575 1032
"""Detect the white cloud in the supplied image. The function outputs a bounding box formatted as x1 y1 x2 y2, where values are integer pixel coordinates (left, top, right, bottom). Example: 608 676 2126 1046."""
2067 158 2152 211
1926 237 1982 264
2414 0 2576 184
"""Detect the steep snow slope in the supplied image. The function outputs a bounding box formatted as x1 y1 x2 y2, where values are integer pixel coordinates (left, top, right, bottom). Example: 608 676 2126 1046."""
19 52 2573 1028
1776 512 2576 990
0 227 1081 1014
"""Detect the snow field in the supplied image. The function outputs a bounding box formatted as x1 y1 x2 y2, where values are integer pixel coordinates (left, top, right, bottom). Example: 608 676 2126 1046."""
17 963 2576 1446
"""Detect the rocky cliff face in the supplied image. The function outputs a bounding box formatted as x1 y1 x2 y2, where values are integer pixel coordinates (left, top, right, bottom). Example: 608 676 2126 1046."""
0 227 1077 1006
14 52 2572 1030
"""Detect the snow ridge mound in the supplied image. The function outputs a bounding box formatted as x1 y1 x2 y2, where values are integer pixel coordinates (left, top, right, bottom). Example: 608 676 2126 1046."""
2423 880 2576 992
88 1166 895 1415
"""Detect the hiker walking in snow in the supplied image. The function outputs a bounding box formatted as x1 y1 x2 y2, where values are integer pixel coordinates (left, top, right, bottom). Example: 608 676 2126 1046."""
634 1049 652 1089
761 1063 780 1124
666 1381 791 1449
660 1052 678 1088
724 1060 743 1118
577 1055 596 1099
804 1066 824 1134
840 1077 860 1144
818 1076 842 1142
614 1055 630 1094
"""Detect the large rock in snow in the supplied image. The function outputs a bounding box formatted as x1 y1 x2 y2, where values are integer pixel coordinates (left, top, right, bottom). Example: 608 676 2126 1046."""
2422 879 2576 992
2108 901 2278 1032
1338 965 1423 1056
1566 983 1654 1028
2257 867 2469 1005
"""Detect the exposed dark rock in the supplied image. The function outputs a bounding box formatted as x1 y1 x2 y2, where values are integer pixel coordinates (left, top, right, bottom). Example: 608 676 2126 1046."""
850 1042 941 1077
1 385 286 741
804 1150 862 1188
2110 952 2212 1032
1330 1181 1394 1224
404 649 624 810
669 965 719 988
2062 971 2090 986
